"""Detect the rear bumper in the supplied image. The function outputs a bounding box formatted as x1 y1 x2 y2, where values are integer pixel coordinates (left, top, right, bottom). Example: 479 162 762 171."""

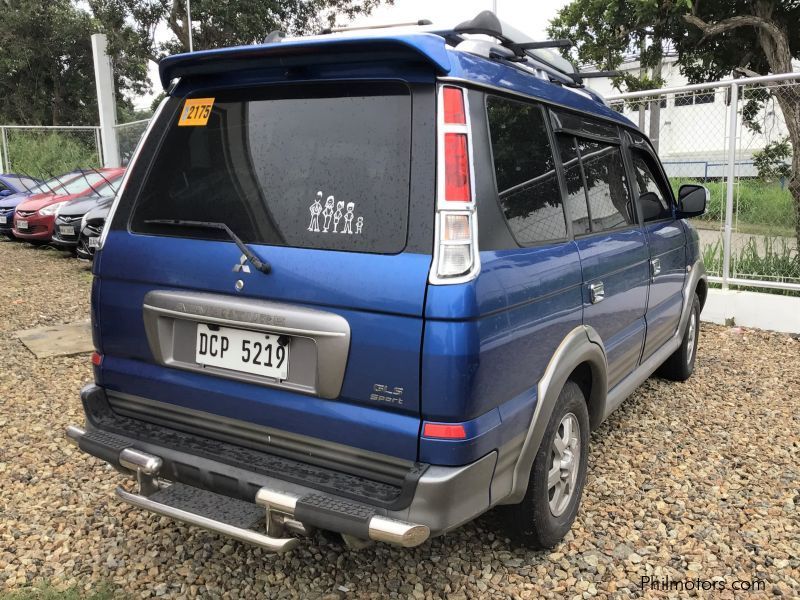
69 384 498 549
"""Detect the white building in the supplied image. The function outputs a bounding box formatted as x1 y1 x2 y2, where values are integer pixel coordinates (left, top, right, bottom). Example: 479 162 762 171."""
584 56 795 179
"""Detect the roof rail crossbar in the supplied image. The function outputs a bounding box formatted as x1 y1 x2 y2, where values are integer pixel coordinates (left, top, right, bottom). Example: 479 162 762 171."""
454 11 580 85
321 19 432 35
517 40 573 50
574 71 623 80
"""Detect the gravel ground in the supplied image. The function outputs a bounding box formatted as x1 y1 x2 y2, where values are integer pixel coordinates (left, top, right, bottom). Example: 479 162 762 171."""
1 239 798 599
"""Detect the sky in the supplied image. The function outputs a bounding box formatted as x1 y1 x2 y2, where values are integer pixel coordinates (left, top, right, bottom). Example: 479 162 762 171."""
134 0 570 109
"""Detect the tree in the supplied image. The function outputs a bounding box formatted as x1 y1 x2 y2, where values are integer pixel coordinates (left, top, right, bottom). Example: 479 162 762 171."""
549 0 800 245
753 137 792 181
88 0 391 88
0 0 142 126
0 0 98 125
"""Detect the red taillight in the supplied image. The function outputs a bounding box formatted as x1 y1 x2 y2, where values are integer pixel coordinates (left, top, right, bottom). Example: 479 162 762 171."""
422 422 467 439
91 351 103 366
432 85 478 283
443 87 466 124
444 133 471 202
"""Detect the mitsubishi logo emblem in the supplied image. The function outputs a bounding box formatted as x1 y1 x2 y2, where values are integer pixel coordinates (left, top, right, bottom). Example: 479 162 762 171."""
232 254 251 274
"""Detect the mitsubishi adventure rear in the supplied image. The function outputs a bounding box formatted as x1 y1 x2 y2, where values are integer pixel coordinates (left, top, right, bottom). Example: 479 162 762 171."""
69 12 708 553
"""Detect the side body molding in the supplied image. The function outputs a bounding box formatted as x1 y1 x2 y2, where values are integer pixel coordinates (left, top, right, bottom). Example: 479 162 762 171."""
500 325 607 505
499 259 707 505
601 259 706 419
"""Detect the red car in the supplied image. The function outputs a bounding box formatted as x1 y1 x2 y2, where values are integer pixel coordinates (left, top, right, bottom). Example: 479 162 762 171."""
12 168 125 242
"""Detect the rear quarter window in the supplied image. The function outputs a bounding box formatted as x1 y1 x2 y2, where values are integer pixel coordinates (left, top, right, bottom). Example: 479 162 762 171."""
131 82 413 254
486 96 567 244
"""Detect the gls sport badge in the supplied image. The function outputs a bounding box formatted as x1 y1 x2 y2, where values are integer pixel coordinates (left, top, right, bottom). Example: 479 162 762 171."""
371 384 404 405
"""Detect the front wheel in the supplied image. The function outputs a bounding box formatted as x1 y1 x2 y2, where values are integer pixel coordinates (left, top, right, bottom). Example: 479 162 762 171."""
498 381 589 549
658 294 700 381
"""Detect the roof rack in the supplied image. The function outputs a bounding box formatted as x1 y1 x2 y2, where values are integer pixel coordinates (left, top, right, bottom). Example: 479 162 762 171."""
269 11 619 88
453 11 584 85
321 19 432 35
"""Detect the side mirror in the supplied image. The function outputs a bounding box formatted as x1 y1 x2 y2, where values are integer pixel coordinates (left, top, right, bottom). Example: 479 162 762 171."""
0 189 12 197
676 184 708 218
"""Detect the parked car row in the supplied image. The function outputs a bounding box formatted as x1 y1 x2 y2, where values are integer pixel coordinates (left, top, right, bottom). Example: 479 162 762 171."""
0 167 124 259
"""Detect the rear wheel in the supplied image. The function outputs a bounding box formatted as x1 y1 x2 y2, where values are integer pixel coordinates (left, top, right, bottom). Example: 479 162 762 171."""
498 381 589 549
658 294 700 381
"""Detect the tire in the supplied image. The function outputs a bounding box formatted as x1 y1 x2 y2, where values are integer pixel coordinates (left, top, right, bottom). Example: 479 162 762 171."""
658 294 700 382
498 381 589 549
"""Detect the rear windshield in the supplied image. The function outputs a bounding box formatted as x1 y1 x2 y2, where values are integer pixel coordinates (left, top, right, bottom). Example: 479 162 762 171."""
131 82 412 254
89 178 119 197
56 172 109 196
4 176 39 192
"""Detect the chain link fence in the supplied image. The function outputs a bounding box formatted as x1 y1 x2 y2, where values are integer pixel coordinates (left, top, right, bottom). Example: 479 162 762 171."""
114 119 150 166
608 72 800 294
0 126 102 180
0 119 152 178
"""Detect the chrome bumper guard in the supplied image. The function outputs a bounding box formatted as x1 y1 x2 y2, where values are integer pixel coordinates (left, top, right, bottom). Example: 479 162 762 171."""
65 425 430 552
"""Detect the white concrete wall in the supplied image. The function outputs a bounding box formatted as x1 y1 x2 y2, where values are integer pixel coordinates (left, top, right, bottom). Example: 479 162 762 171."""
702 289 800 333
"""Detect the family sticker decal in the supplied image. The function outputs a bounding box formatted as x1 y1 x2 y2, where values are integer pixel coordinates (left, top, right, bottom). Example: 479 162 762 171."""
308 191 363 235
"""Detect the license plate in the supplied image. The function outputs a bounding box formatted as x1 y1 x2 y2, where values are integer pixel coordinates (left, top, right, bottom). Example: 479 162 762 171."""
17 220 28 230
0 216 6 224
59 225 75 236
88 236 100 248
195 324 289 380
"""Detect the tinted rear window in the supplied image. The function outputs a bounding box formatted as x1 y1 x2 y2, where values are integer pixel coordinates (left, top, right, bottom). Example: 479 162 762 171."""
486 96 567 244
131 83 412 254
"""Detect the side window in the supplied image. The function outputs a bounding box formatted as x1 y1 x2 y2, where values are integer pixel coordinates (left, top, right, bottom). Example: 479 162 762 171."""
486 96 567 244
631 150 673 222
577 139 635 232
557 135 590 235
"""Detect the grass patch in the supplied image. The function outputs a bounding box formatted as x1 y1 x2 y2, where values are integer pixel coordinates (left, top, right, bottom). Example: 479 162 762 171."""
702 236 800 296
0 582 119 600
692 219 796 237
671 178 797 237
5 131 100 178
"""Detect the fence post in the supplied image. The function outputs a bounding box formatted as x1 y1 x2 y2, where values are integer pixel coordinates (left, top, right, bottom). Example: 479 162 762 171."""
95 127 103 168
0 127 9 173
722 81 739 290
91 34 120 167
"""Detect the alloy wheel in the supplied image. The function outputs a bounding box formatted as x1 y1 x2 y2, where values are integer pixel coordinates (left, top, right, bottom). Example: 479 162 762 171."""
548 412 581 517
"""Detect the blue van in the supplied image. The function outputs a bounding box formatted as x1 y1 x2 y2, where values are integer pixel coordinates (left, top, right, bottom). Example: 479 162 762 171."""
67 12 708 551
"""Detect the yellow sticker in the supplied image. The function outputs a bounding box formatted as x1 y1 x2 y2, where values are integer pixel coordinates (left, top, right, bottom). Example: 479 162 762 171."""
178 98 215 126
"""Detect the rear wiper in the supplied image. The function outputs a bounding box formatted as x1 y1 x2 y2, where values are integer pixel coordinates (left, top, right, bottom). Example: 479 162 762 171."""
89 167 114 188
143 219 271 274
33 167 58 193
45 169 69 194
78 170 102 196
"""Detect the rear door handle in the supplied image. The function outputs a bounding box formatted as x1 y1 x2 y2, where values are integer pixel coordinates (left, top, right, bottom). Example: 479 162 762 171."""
651 258 662 279
588 282 605 304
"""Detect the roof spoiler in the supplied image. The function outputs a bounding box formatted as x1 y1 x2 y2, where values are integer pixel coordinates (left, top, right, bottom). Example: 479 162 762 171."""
158 34 451 89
